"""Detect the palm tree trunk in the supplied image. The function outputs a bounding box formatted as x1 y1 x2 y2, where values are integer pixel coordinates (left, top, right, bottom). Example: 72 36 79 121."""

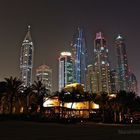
114 111 117 123
103 109 105 122
119 112 122 122
88 101 90 118
10 96 13 114
40 96 44 114
61 101 64 118
27 95 29 113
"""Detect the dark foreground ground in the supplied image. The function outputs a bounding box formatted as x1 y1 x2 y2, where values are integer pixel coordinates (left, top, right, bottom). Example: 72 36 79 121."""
0 121 140 140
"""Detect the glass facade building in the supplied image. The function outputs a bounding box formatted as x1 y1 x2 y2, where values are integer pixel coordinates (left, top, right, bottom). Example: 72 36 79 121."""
110 69 118 93
86 64 94 93
71 27 87 87
59 52 74 91
115 35 129 91
36 64 52 94
128 71 138 93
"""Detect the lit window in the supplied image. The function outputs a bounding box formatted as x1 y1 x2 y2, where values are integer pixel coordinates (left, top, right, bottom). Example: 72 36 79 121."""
102 61 105 64
101 47 104 50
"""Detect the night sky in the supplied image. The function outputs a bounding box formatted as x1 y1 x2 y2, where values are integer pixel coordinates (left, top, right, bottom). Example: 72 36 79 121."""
0 0 140 93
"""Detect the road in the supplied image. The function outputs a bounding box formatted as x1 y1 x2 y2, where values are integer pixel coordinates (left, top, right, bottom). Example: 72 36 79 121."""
0 121 140 140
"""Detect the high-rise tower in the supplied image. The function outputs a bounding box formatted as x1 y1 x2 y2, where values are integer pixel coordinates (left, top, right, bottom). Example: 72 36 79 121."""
110 69 118 93
36 64 52 94
71 27 87 87
128 71 138 93
93 32 111 94
59 52 74 91
115 35 129 91
86 64 94 93
20 26 34 87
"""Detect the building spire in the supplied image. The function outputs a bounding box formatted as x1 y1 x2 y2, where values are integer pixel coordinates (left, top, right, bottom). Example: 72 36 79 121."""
116 34 123 40
24 25 32 42
28 25 31 31
95 32 104 40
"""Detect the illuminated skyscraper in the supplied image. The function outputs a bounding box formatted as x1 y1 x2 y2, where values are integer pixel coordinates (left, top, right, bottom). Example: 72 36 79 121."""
86 64 94 93
93 32 111 94
128 71 138 93
115 35 129 91
36 64 52 94
110 69 118 93
71 27 87 86
59 52 74 91
20 26 34 87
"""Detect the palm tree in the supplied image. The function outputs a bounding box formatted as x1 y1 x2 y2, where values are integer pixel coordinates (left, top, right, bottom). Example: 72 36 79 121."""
133 96 140 111
58 89 66 118
22 86 33 113
0 82 8 114
95 92 109 122
0 82 7 94
115 90 136 122
4 77 23 114
32 81 46 114
70 88 80 109
108 95 119 123
88 93 98 115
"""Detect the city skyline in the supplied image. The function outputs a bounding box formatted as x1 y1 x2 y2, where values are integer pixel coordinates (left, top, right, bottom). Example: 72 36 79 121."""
0 0 140 94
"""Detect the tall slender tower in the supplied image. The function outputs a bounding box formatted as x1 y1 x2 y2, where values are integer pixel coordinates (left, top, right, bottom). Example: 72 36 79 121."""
115 35 129 91
128 71 138 93
86 64 94 93
93 32 111 94
71 27 87 86
59 52 74 91
20 26 34 87
110 69 118 93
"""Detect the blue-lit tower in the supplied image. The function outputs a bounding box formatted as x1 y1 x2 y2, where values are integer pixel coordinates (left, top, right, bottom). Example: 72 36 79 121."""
20 26 34 87
71 27 87 87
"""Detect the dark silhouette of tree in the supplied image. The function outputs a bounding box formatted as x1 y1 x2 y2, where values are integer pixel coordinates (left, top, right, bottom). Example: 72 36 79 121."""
133 96 140 111
0 82 8 113
21 86 33 113
116 91 135 116
109 91 136 122
0 82 7 94
95 92 109 122
3 77 23 114
32 81 46 114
